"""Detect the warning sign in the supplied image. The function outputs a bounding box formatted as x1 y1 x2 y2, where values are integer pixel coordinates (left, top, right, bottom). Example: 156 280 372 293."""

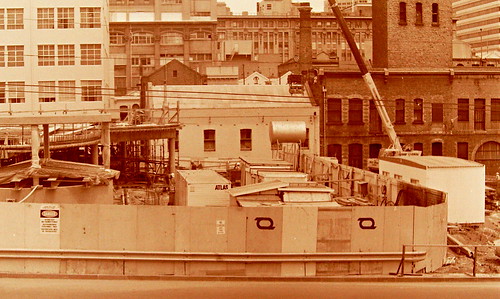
216 220 226 235
40 205 60 234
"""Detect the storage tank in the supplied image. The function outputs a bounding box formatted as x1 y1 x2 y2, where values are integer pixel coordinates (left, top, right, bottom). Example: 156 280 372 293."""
269 121 307 143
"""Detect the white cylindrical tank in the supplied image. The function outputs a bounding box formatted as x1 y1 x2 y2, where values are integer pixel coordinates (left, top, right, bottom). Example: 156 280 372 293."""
269 121 307 143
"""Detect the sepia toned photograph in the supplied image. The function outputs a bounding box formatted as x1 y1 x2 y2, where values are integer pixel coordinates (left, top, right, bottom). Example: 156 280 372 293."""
0 0 498 298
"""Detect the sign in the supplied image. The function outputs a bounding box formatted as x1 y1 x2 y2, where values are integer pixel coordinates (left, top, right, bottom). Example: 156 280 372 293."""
216 220 226 235
40 205 60 234
215 184 229 190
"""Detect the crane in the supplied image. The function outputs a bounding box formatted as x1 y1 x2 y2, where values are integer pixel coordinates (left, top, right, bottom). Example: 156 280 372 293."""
326 0 420 161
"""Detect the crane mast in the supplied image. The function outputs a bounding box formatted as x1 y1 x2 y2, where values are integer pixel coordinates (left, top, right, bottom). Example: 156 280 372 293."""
326 0 403 153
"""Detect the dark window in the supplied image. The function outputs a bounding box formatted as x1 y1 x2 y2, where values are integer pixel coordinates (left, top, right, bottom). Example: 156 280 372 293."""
399 2 407 25
474 98 486 130
119 105 128 121
413 98 423 124
173 70 178 77
369 144 382 158
327 144 342 164
349 98 363 124
457 98 469 121
432 142 442 156
414 142 424 155
240 129 252 151
432 103 443 123
327 98 342 124
348 143 363 169
491 98 500 121
395 99 405 124
432 3 439 24
415 3 423 25
369 101 382 133
204 129 215 151
457 142 468 160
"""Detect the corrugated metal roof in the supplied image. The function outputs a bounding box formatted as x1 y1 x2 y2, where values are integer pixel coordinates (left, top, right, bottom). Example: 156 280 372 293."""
258 171 307 178
228 180 289 197
380 156 484 169
278 187 335 193
0 159 119 185
150 85 313 109
237 199 342 208
177 169 231 184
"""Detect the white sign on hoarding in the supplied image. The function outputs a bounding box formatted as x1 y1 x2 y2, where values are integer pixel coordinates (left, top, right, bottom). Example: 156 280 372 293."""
40 205 60 234
216 220 226 235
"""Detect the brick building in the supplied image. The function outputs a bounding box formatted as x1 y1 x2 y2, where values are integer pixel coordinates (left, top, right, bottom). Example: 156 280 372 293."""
308 0 500 175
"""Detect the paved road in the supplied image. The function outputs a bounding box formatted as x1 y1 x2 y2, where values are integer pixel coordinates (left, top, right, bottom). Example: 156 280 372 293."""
0 278 499 299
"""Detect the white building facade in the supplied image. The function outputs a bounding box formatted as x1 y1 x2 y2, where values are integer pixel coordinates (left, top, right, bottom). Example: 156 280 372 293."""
0 0 113 116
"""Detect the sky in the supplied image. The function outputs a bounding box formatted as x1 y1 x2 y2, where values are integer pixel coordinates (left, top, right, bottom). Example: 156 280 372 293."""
221 0 325 14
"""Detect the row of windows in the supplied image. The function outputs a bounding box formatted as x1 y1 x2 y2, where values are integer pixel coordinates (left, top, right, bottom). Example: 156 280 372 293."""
218 19 368 30
0 81 103 104
0 44 102 67
0 7 101 30
110 31 212 45
399 2 439 26
203 129 309 152
327 98 500 125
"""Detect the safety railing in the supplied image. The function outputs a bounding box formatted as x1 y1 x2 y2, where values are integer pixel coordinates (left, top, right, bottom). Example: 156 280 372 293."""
0 248 426 263
397 244 497 277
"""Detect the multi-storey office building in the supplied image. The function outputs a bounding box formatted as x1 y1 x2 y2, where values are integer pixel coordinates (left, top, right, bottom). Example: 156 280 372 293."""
452 0 500 58
109 0 218 95
310 0 500 175
109 0 372 94
0 0 113 114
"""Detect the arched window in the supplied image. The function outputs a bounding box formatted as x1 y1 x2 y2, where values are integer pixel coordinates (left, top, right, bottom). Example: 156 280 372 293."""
415 2 423 25
110 32 125 45
161 32 183 45
131 32 154 45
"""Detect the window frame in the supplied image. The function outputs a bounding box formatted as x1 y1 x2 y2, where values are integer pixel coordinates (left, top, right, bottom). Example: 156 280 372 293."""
413 98 424 124
204 129 216 152
81 80 102 102
491 98 500 122
7 45 24 67
240 129 252 151
37 8 55 29
348 98 364 125
431 3 439 25
80 7 101 29
80 44 101 65
395 98 406 124
7 81 25 103
57 44 75 66
431 103 443 123
38 81 56 102
415 2 423 26
457 98 469 121
58 80 76 102
7 8 23 30
327 98 342 124
57 8 75 29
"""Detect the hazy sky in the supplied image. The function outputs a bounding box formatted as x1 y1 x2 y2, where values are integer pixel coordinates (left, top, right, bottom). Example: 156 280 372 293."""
221 0 325 14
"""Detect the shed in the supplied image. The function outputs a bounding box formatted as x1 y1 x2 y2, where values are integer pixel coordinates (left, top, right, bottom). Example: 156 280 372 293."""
175 169 231 206
379 156 485 224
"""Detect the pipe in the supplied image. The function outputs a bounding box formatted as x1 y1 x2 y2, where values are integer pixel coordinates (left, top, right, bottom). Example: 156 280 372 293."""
18 185 41 203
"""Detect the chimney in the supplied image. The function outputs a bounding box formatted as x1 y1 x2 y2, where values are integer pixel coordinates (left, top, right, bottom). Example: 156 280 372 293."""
298 5 313 74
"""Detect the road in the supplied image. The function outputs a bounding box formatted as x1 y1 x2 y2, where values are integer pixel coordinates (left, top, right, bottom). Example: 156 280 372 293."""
0 277 499 299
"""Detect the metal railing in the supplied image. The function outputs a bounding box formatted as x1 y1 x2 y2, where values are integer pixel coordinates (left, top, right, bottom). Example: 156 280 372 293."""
0 248 426 263
397 244 497 277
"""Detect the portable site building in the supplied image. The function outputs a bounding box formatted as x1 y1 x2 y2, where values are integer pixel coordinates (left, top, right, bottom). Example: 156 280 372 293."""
175 169 231 206
254 171 309 184
239 156 294 186
379 156 485 224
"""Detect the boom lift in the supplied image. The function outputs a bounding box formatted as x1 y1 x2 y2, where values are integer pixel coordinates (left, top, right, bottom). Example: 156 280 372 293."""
326 0 421 163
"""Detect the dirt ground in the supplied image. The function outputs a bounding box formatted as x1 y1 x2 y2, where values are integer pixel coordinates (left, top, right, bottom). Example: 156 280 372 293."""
434 210 500 275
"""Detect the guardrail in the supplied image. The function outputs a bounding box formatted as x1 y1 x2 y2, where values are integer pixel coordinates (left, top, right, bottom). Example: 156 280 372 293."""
0 249 426 263
397 244 497 277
